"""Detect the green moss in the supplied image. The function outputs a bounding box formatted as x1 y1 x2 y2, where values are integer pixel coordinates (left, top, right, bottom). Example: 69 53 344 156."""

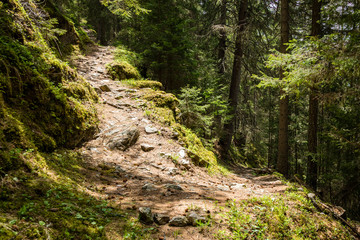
106 61 141 80
122 79 163 90
142 90 179 112
0 0 98 157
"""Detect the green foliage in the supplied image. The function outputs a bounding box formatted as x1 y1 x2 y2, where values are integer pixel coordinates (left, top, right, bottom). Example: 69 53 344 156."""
178 86 212 134
114 44 142 67
216 192 354 240
100 0 149 18
178 86 228 139
0 150 127 239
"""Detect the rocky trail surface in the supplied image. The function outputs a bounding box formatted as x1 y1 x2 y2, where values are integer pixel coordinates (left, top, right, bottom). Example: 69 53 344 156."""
74 46 289 239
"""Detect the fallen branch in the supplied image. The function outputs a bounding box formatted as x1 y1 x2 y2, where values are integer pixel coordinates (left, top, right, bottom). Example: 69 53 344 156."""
307 193 360 239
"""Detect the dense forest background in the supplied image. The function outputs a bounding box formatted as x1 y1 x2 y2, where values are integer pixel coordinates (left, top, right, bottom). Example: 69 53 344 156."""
1 0 359 223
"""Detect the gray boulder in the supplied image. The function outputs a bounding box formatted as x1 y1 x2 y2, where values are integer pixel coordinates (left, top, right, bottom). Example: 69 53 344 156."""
107 127 140 151
169 216 188 227
153 213 170 225
138 207 153 225
187 212 206 226
141 144 155 152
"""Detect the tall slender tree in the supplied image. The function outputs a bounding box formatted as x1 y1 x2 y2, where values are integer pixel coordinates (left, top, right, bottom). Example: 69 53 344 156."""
307 0 321 190
277 0 290 176
221 0 248 155
218 0 227 74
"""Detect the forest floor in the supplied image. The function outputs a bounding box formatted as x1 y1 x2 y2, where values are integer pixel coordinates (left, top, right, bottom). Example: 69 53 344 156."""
71 45 357 239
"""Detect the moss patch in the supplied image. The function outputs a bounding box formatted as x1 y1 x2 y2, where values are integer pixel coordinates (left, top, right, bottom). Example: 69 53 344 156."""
122 79 163 90
0 0 98 169
142 90 179 112
106 61 141 81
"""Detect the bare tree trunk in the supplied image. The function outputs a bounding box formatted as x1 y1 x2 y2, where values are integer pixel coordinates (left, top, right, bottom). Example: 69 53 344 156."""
218 0 227 74
277 0 290 176
307 0 321 190
221 0 248 156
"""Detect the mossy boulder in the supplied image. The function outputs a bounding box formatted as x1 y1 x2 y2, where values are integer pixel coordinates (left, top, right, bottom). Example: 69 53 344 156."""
123 80 163 90
107 61 141 80
142 90 179 112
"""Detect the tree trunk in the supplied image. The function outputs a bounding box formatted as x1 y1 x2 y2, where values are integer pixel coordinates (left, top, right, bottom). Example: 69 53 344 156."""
218 0 227 74
220 0 248 156
306 0 321 190
277 0 290 176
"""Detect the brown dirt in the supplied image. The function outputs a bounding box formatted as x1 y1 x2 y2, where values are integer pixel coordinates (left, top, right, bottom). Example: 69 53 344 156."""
74 45 289 240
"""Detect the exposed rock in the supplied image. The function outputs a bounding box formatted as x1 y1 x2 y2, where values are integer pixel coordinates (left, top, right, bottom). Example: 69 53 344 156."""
100 84 111 92
169 216 188 227
172 131 179 139
159 152 172 159
187 212 206 226
145 125 158 134
179 159 191 170
138 207 153 224
96 67 104 73
178 149 186 158
230 183 246 190
114 166 126 173
107 127 140 151
308 193 316 199
141 144 155 152
141 118 151 124
115 94 124 100
165 184 183 191
168 168 179 175
94 87 102 94
142 183 156 191
153 213 170 225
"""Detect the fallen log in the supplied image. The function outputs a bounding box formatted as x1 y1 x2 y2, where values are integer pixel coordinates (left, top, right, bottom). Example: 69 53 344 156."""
307 193 360 239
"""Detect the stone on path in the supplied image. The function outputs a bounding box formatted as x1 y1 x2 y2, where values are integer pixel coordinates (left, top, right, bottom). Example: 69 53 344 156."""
165 184 183 191
153 213 170 225
145 125 158 134
138 207 153 225
141 144 155 152
169 216 188 227
179 159 191 170
167 168 179 175
107 127 140 151
142 183 156 191
187 212 206 226
100 84 111 92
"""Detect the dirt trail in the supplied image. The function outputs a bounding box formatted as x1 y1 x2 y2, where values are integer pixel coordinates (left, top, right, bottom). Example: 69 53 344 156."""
74 46 289 239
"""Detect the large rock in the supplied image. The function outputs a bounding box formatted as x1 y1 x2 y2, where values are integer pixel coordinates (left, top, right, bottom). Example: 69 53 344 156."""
145 125 158 134
99 84 111 92
141 144 155 152
142 183 156 191
165 184 183 191
153 213 170 225
187 212 206 226
169 216 188 227
138 207 153 225
107 127 140 151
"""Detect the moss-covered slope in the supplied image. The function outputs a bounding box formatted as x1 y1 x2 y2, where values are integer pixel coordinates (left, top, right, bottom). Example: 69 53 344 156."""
0 0 98 171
